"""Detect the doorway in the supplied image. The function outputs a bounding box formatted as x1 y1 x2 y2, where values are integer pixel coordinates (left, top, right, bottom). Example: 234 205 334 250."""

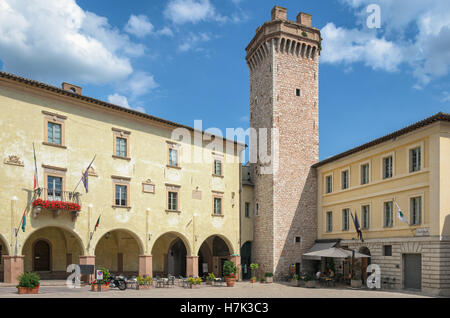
33 240 51 272
403 254 422 290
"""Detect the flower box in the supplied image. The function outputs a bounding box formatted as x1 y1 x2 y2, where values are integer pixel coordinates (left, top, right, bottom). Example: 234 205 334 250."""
190 284 201 289
265 277 273 283
17 285 40 294
33 199 81 212
137 284 151 290
91 284 110 292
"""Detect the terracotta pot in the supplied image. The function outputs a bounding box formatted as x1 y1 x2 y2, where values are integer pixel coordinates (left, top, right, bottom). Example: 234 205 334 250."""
225 277 236 287
17 286 39 294
137 284 151 290
250 279 256 283
91 284 110 292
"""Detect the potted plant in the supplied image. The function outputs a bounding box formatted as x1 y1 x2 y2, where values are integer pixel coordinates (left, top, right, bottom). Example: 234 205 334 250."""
136 275 152 290
91 267 110 292
223 260 237 287
188 277 202 288
17 272 40 294
291 274 299 287
304 274 316 288
264 272 274 283
249 263 258 283
259 277 265 283
206 273 216 286
350 260 362 288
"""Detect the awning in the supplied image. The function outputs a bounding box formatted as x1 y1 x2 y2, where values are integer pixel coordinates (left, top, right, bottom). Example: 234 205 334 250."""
302 241 338 260
303 247 371 259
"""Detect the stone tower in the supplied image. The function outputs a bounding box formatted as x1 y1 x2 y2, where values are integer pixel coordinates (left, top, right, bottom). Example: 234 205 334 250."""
246 6 321 278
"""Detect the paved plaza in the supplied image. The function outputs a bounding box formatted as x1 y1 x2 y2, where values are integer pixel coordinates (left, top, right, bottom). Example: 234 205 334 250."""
0 281 433 298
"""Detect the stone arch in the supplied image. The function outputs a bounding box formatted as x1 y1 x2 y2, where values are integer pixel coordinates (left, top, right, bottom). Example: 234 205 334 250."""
93 228 144 256
0 233 10 256
94 228 144 275
21 225 85 256
21 226 85 278
196 234 235 277
151 231 192 277
0 234 9 282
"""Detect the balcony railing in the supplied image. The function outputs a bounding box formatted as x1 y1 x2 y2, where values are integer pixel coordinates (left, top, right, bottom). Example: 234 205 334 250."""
32 188 82 219
34 188 82 204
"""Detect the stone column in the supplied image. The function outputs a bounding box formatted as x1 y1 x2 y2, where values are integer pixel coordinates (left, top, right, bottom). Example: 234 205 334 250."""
230 255 241 281
139 255 153 278
3 255 24 285
79 255 95 284
186 256 199 277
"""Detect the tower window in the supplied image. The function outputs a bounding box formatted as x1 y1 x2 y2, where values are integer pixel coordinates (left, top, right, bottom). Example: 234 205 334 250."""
296 89 301 97
295 236 301 243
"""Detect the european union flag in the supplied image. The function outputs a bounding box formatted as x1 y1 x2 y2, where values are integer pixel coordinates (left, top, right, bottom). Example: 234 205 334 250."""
82 169 89 193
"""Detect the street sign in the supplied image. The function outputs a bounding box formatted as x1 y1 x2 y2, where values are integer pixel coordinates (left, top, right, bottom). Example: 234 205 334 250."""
96 270 103 281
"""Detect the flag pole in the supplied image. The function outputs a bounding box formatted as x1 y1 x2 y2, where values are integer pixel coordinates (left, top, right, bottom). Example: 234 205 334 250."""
72 154 96 195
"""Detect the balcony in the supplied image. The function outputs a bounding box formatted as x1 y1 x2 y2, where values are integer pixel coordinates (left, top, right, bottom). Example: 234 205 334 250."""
32 188 82 220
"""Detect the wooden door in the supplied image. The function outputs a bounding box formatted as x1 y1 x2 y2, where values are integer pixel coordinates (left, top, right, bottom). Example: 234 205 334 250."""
34 240 50 271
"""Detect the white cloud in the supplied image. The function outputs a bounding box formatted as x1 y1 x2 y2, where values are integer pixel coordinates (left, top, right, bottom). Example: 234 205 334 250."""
121 71 159 99
178 32 211 52
108 93 131 107
0 0 149 85
108 93 146 113
164 0 226 24
124 14 154 38
322 0 450 87
321 23 403 72
157 27 174 37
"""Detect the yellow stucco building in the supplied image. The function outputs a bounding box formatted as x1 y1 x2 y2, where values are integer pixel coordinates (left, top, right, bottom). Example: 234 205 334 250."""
0 72 244 283
313 113 450 295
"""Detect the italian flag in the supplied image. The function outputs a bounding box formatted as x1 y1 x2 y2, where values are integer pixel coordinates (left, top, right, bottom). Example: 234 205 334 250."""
395 201 408 224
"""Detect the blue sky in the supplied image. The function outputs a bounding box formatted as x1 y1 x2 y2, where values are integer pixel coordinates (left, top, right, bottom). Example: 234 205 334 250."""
0 0 449 160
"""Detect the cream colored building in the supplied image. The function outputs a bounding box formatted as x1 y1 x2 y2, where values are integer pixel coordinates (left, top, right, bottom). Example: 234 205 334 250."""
313 113 450 296
0 71 244 283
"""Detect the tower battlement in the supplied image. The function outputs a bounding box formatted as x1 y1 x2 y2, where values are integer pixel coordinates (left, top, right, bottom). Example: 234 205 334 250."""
246 6 321 71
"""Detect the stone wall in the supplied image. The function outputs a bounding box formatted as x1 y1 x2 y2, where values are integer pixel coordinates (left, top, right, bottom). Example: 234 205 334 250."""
344 238 450 296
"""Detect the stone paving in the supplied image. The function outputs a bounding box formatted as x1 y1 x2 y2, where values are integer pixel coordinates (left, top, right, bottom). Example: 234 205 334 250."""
0 281 434 298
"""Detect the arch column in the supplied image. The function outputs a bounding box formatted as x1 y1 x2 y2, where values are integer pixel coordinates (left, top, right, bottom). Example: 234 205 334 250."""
186 256 199 277
139 255 153 277
230 255 241 281
2 255 24 284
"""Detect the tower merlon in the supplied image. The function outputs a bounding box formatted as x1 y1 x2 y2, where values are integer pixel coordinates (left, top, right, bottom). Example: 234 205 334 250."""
245 6 322 70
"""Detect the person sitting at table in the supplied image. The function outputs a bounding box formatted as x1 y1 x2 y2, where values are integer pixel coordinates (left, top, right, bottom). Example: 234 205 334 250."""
329 269 335 278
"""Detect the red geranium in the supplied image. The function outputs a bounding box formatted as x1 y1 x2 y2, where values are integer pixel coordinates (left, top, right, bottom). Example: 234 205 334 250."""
33 199 81 212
